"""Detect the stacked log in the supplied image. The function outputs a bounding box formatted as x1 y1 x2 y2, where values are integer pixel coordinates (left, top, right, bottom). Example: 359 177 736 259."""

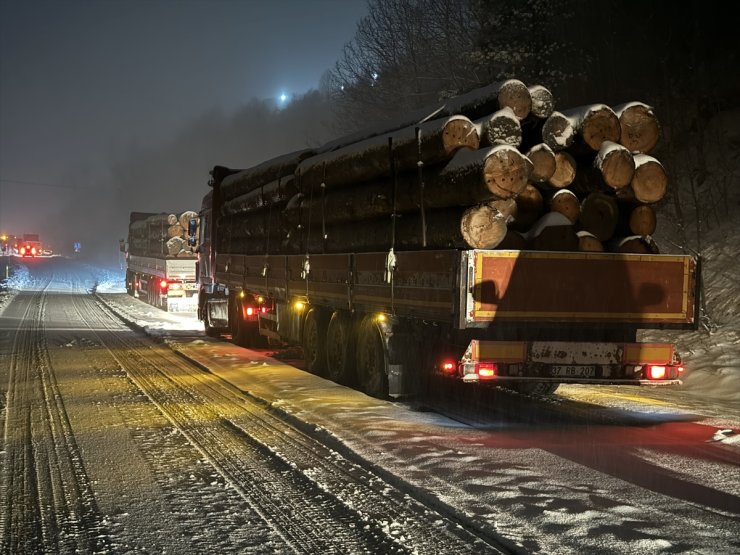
128 211 199 258
211 80 668 257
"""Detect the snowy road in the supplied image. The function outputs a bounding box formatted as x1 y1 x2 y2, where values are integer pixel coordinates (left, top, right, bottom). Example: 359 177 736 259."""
1 256 739 554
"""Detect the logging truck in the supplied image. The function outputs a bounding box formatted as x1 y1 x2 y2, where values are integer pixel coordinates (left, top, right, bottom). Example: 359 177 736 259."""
193 80 700 398
124 211 199 312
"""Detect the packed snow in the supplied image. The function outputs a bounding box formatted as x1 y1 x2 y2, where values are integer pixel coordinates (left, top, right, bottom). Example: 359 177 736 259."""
1 242 738 553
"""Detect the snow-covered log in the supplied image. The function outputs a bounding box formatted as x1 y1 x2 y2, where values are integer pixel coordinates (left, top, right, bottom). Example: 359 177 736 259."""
526 143 556 184
217 149 315 202
547 151 577 189
476 107 521 147
550 189 580 223
528 84 555 119
542 104 621 152
222 176 298 216
297 115 479 192
616 154 668 204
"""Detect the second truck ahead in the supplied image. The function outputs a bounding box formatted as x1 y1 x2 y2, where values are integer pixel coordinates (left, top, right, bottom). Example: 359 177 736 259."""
124 211 199 312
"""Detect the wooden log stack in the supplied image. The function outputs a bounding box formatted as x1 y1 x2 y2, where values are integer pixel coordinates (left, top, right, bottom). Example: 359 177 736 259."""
129 211 200 258
212 81 667 257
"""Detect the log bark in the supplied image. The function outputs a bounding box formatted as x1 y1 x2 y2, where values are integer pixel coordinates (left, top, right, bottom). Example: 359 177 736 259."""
476 107 521 147
616 154 668 204
548 151 577 188
316 80 532 154
289 205 512 253
222 175 298 216
283 146 531 228
526 144 556 184
614 102 660 153
579 192 619 242
297 115 479 192
217 149 315 202
496 229 528 250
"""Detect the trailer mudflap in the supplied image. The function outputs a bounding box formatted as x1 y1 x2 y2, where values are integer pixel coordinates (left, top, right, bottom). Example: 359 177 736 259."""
463 250 698 328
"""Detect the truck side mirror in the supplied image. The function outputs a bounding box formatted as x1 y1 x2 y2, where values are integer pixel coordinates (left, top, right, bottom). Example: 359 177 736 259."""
188 218 198 247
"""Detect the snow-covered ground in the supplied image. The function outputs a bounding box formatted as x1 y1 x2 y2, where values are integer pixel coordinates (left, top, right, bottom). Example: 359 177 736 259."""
1 230 738 553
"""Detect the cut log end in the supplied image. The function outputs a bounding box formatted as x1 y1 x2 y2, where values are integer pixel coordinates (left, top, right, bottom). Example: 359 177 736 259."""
579 192 619 242
619 104 660 153
460 203 509 248
598 146 635 190
498 79 532 120
581 107 621 151
484 108 522 147
442 118 481 155
631 158 668 203
483 147 532 199
577 231 605 252
528 85 555 119
549 151 577 188
526 144 556 184
542 112 575 151
550 189 580 223
629 204 657 236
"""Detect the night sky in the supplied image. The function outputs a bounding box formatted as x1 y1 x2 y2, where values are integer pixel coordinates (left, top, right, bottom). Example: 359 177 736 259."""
0 0 367 257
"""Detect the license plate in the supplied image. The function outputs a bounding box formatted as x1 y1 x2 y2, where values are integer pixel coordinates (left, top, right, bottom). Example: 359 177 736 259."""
550 365 596 377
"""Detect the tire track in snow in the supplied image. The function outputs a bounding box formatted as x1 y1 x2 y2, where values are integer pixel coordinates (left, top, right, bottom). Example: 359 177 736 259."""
0 276 110 554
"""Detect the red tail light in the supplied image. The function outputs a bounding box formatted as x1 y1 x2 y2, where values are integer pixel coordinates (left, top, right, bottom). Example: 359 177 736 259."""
441 360 456 374
31 247 37 255
246 306 254 316
20 246 26 255
647 365 667 380
476 362 498 378
160 279 168 290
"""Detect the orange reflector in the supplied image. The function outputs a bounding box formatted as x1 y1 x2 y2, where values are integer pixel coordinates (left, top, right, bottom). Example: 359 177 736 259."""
647 365 666 380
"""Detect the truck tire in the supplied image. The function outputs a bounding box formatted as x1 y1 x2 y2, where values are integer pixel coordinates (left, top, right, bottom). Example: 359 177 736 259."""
325 311 355 385
303 308 328 376
356 316 389 399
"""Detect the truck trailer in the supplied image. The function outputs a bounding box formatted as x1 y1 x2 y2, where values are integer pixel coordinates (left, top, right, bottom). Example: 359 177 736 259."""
193 82 700 398
125 211 199 312
194 172 698 398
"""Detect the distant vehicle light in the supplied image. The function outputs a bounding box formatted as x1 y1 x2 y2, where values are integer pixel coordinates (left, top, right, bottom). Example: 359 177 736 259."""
440 360 456 374
245 306 254 317
20 246 26 255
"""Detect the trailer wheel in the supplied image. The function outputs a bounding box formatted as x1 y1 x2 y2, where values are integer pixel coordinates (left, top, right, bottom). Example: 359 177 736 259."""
203 300 220 338
303 308 328 376
325 311 355 385
356 316 389 399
